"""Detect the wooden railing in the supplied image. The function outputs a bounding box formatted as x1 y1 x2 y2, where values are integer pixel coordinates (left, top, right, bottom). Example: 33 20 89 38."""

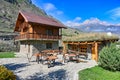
15 33 62 40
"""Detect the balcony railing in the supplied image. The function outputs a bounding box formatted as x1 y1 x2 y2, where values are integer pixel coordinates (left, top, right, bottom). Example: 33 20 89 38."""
15 33 62 40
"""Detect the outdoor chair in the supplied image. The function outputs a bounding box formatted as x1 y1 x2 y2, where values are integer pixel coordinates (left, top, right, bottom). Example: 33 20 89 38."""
41 50 59 68
77 52 88 59
34 53 42 64
46 55 58 68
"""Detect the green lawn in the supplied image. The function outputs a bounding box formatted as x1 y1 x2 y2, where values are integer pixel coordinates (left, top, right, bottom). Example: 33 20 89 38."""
79 66 120 80
0 52 15 58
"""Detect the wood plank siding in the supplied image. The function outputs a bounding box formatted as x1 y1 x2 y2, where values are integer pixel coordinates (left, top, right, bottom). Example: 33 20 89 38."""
14 11 66 41
15 33 62 40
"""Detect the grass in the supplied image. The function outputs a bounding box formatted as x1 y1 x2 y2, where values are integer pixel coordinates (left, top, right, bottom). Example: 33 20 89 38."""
0 52 15 58
79 66 120 80
63 33 119 42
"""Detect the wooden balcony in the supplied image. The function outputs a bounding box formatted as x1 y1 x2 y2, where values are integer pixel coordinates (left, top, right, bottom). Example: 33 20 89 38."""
15 33 62 41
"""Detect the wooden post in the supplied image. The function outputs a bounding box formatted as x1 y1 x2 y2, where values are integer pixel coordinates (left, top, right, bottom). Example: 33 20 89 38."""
63 42 67 55
92 42 98 61
94 42 98 61
28 43 30 53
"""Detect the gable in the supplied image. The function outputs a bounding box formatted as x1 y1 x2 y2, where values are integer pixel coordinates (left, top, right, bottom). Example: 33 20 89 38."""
14 11 66 32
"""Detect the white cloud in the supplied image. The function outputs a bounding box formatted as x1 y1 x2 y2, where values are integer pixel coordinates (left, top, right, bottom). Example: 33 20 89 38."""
43 3 56 11
82 18 110 26
42 3 63 15
108 7 120 20
66 21 81 27
65 17 82 27
56 11 63 15
31 1 65 22
74 17 81 22
65 17 111 27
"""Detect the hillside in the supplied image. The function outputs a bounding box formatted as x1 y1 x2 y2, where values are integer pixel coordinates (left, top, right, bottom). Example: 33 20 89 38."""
0 0 47 34
62 27 83 36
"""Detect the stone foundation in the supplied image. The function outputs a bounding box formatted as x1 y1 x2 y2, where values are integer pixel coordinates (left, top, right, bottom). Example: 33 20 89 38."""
32 41 59 54
19 40 59 57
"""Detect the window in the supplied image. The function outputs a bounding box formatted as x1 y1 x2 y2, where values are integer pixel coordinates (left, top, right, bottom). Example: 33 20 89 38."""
46 29 53 36
80 46 87 53
80 48 87 52
46 43 52 49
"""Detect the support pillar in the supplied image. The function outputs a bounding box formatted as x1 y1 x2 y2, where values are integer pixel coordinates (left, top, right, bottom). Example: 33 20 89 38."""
92 42 98 61
63 42 67 56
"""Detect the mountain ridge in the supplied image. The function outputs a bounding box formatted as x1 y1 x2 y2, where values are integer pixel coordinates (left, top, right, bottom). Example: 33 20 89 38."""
66 18 120 35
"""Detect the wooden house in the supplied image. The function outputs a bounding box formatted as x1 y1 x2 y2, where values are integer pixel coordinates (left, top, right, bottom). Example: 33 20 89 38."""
14 11 66 57
62 33 119 61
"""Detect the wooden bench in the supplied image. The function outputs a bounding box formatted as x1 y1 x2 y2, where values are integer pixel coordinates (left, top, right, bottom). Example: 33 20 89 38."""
68 50 88 59
64 50 88 63
77 52 88 59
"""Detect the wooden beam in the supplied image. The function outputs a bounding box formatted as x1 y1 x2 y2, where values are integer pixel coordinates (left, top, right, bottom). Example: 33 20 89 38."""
92 42 98 61
62 42 67 56
95 42 98 61
65 41 102 45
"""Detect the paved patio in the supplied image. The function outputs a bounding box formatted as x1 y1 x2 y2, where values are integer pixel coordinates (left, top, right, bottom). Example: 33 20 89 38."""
0 58 97 80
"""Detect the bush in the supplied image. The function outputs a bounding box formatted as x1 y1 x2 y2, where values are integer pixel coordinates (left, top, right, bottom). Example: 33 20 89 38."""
99 43 120 71
0 65 16 80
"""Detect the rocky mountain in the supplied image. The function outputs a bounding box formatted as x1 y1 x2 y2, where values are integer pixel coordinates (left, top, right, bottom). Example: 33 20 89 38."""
0 0 47 34
77 23 120 34
69 18 120 36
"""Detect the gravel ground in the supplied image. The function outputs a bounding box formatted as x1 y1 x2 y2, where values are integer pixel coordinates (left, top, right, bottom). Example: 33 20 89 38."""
0 57 97 80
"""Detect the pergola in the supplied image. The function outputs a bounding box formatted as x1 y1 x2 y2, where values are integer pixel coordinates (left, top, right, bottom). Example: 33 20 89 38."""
62 33 119 61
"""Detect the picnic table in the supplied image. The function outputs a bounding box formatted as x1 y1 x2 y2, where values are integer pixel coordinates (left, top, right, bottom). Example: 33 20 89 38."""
64 50 88 63
46 56 58 68
34 50 60 68
68 50 88 59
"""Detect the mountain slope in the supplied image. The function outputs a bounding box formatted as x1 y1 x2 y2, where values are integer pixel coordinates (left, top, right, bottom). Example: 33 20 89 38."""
71 18 120 35
0 0 47 33
77 23 120 34
62 27 83 36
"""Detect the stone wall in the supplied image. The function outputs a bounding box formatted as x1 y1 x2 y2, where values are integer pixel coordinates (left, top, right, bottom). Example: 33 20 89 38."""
19 40 59 57
32 41 59 54
32 41 45 54
19 41 33 57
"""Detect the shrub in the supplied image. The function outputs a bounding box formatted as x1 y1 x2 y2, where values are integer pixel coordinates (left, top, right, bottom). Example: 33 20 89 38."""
99 43 120 71
0 65 16 80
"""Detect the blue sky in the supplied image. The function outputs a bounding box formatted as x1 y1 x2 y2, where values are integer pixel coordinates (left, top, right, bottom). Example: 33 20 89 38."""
32 0 120 26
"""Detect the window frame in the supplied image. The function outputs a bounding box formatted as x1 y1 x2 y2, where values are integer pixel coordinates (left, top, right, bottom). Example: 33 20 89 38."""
46 43 52 49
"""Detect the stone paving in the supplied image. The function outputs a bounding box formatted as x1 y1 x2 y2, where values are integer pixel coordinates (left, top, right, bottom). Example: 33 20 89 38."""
0 57 97 80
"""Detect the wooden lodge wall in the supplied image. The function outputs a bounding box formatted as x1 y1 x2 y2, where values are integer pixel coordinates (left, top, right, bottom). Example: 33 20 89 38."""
18 21 59 36
62 41 114 61
14 11 66 58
